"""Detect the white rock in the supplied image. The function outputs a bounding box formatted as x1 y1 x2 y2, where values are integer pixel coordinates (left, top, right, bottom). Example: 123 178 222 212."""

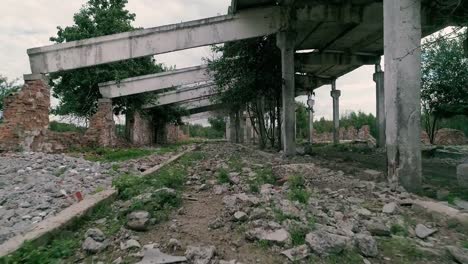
382 202 397 214
415 224 437 239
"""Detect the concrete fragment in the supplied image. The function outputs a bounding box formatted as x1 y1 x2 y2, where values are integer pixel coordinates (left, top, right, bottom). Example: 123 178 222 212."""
415 224 437 239
137 248 187 264
121 239 141 250
233 211 248 222
127 211 150 231
281 245 310 261
366 221 391 236
246 228 290 245
185 246 216 264
382 202 397 214
457 164 468 188
82 237 108 254
305 230 350 256
446 246 468 264
354 233 378 257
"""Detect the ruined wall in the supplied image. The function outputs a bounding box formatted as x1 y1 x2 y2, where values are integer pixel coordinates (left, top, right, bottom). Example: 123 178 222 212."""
84 99 117 147
313 125 373 143
166 124 189 143
0 75 50 151
129 111 153 146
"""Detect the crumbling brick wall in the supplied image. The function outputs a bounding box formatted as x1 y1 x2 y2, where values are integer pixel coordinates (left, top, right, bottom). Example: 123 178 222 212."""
84 99 117 147
166 124 189 143
128 111 153 146
0 75 50 151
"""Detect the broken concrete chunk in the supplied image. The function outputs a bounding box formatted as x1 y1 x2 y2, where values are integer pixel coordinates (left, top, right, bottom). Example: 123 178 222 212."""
305 230 350 257
281 245 310 261
415 224 437 239
246 228 290 245
354 233 378 257
185 246 216 264
137 248 187 264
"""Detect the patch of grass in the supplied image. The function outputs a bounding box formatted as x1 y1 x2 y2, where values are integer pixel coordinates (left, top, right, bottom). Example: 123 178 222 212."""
287 175 311 204
54 167 67 177
2 237 79 264
463 241 468 249
93 186 105 194
111 164 120 171
378 237 441 264
257 240 272 250
289 225 307 246
248 167 276 194
217 168 230 184
228 154 243 172
308 249 363 264
390 224 409 237
273 208 300 222
79 147 155 162
288 188 311 204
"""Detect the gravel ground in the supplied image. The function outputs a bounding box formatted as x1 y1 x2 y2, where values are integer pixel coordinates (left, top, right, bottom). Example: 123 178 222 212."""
0 152 114 244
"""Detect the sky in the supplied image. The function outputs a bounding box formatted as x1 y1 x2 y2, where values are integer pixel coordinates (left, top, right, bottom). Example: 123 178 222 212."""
0 0 378 122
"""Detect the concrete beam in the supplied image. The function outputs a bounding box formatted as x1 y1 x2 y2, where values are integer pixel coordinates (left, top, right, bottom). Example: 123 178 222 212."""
28 7 281 73
296 52 380 67
99 65 211 98
157 85 217 106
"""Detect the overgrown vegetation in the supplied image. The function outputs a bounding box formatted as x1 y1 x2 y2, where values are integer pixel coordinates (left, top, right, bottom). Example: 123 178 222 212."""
287 175 311 204
421 29 468 143
378 237 446 264
49 121 86 133
0 75 20 113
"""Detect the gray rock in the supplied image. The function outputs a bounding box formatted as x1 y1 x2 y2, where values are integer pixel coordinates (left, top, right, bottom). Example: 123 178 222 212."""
137 248 187 264
415 224 437 239
457 164 468 188
246 228 290 245
185 246 216 264
120 239 141 250
82 237 108 254
85 228 106 242
168 238 182 251
382 202 397 214
366 221 391 236
281 245 310 261
354 234 378 257
454 199 468 211
305 230 350 256
233 211 248 222
127 211 150 231
446 246 468 264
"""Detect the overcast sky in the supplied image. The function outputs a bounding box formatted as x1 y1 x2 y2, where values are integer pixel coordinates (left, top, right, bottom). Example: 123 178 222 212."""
0 0 378 121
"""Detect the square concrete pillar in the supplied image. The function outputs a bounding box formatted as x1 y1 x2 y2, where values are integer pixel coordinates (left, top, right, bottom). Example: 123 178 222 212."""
373 64 386 148
277 30 296 156
384 0 422 192
330 80 341 145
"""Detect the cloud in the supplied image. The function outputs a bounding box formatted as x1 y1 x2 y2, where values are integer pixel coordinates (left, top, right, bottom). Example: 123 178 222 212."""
0 0 376 120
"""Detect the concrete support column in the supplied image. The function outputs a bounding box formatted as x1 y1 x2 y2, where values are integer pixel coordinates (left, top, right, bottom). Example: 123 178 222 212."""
238 111 245 144
384 0 422 192
277 30 296 156
228 112 236 143
309 108 314 144
330 80 341 145
374 63 386 148
245 117 253 144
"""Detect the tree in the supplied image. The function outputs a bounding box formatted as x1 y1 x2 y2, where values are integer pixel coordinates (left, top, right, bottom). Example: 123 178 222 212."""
0 75 20 112
49 0 165 119
421 29 468 143
206 36 282 149
208 116 226 135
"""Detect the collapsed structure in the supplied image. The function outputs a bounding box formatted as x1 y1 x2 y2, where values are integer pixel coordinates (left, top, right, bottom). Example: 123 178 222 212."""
0 0 466 191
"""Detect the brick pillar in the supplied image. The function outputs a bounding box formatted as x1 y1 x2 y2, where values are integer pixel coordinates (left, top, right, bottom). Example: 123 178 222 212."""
0 74 50 151
84 98 116 147
129 111 153 145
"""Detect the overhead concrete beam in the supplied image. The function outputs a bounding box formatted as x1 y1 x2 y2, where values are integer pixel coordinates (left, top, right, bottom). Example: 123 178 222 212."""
28 7 281 74
296 52 380 67
99 65 211 98
295 74 332 90
156 85 218 107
